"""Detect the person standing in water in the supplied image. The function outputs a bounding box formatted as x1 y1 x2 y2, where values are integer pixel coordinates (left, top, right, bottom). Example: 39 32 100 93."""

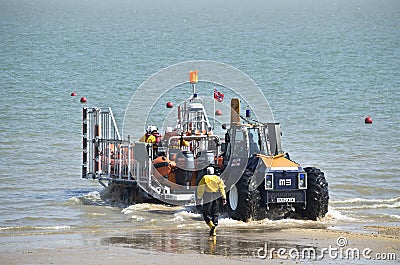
197 167 226 236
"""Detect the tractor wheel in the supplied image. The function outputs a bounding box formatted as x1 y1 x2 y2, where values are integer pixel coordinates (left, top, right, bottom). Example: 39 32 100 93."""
298 167 329 220
226 170 263 221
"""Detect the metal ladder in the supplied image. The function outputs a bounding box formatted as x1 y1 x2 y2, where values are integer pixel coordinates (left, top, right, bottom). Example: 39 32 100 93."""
82 107 125 180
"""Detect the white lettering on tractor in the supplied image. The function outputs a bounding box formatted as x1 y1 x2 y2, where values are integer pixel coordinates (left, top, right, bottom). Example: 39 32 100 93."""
278 179 291 186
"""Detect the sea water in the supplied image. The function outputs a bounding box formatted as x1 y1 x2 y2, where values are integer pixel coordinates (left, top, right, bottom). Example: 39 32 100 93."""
0 0 399 257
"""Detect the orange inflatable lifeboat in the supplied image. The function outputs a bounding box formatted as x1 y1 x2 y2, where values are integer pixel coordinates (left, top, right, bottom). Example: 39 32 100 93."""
152 156 176 177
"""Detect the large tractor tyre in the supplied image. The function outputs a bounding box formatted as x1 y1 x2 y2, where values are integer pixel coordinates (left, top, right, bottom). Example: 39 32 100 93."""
226 170 263 222
298 167 329 220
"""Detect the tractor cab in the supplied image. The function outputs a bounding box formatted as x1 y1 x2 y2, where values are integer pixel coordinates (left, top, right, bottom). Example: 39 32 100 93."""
222 123 283 161
220 97 283 162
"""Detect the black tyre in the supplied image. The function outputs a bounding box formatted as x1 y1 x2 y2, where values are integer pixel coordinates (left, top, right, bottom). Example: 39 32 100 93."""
102 182 152 206
298 167 329 220
226 170 263 221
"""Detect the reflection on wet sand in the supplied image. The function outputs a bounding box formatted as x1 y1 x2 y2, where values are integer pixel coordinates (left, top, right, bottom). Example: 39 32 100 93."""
82 203 332 260
101 228 317 258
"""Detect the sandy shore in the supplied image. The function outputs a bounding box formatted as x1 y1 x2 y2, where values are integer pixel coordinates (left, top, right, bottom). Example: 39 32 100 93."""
1 226 398 265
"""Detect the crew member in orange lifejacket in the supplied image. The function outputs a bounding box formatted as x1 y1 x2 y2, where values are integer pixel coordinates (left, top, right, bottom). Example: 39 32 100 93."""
146 130 161 144
139 125 162 144
139 125 162 158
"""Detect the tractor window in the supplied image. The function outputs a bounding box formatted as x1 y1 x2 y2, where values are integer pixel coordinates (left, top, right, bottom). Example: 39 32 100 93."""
260 127 269 155
232 128 248 157
248 128 261 155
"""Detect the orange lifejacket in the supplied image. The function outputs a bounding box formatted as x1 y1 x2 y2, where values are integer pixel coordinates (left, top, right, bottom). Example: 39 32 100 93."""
153 132 162 143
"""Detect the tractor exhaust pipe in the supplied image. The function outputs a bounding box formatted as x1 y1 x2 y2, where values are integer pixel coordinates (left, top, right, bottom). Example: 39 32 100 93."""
230 98 241 125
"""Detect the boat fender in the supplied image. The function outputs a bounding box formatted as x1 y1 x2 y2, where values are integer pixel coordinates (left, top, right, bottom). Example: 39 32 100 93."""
153 156 176 176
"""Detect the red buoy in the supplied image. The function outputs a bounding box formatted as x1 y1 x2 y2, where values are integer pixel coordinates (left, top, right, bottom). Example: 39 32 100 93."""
71 92 77 96
80 97 87 103
215 109 222 116
365 116 373 124
166 101 173 108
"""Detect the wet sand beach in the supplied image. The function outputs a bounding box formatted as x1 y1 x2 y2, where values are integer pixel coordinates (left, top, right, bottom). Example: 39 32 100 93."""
1 225 398 264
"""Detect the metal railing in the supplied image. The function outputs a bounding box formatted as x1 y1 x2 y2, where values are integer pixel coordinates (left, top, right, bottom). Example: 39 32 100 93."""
82 107 159 189
82 107 130 180
82 107 197 204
